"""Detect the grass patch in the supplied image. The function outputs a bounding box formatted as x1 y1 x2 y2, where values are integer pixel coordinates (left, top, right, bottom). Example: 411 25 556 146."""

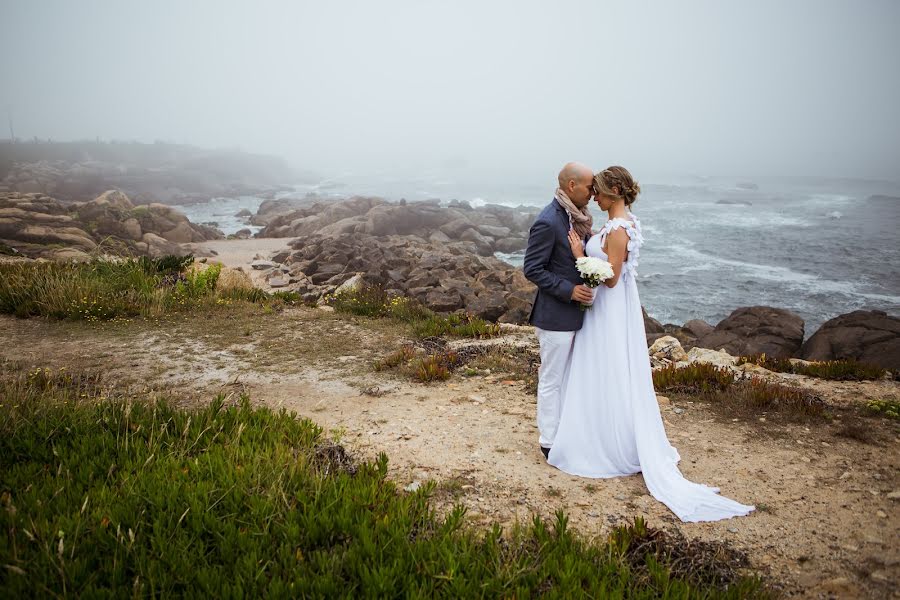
0 256 305 321
737 354 886 381
654 364 825 420
0 363 768 597
325 284 500 339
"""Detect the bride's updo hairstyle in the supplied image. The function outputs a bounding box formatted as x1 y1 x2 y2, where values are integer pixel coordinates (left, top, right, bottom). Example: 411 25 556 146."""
594 166 641 206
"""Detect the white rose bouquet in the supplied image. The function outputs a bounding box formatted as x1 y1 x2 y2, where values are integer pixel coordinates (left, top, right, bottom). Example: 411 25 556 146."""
575 256 614 310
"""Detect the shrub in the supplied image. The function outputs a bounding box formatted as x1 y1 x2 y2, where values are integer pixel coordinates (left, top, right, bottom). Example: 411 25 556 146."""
738 354 886 381
653 363 735 394
865 398 900 420
412 351 462 383
0 365 769 598
373 345 417 371
722 379 825 417
655 363 825 420
414 355 452 382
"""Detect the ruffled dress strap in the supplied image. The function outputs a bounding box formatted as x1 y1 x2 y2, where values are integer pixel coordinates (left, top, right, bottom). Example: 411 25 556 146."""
598 213 644 276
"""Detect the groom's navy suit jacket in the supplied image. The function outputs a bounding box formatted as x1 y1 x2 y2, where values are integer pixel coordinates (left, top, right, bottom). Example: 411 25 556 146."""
523 198 588 331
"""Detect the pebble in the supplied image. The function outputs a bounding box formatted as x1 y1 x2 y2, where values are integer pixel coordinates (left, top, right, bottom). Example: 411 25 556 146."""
673 408 685 415
887 491 900 500
876 510 887 519
727 527 738 533
404 481 421 492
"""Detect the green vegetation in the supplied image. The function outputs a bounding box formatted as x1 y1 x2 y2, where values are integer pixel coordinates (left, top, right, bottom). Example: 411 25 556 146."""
374 342 540 387
654 364 824 419
0 364 767 598
374 345 461 383
865 398 900 420
0 256 304 321
737 354 886 381
652 363 735 395
325 284 501 339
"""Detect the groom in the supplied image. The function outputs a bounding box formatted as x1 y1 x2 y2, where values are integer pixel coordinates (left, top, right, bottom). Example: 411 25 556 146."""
523 162 595 460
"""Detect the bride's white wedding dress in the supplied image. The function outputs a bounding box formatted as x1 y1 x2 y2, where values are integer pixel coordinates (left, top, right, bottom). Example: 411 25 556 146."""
547 214 754 523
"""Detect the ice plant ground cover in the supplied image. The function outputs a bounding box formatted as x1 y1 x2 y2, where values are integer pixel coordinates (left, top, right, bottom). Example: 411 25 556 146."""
0 363 769 598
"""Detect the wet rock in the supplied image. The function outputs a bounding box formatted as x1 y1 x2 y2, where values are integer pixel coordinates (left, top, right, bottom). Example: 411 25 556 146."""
695 306 804 358
643 307 665 334
800 310 900 369
683 319 714 338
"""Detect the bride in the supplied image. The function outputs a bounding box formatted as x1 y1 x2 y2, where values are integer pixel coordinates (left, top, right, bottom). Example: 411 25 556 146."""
547 166 755 523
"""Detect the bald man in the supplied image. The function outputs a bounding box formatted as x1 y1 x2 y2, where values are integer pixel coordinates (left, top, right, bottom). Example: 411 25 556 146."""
523 162 595 460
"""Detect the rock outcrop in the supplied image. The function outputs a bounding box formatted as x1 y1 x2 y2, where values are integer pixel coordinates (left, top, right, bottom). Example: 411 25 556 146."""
693 306 804 358
800 310 900 369
248 232 534 322
0 191 223 260
256 196 537 257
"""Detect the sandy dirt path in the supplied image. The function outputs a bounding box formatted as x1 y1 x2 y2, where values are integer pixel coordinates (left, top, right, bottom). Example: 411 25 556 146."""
1 308 897 598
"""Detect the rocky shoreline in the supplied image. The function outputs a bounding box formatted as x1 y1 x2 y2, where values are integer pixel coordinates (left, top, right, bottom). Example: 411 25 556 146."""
2 189 898 369
0 190 222 260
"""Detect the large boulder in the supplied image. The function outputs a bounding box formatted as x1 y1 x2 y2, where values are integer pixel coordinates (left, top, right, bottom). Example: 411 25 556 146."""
694 306 804 358
683 319 714 338
643 307 665 334
800 310 900 369
648 335 689 368
0 190 220 259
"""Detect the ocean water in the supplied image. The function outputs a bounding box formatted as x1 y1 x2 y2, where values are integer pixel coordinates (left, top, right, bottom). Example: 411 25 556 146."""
177 174 900 335
172 195 268 237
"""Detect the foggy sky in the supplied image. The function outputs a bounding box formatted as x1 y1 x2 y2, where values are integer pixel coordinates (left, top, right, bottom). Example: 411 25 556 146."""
2 0 899 181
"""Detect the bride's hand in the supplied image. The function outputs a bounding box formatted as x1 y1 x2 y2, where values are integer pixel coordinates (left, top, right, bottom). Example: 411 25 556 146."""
567 229 585 258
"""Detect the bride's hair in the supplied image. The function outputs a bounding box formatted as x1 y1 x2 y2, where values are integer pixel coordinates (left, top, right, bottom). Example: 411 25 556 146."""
594 166 641 206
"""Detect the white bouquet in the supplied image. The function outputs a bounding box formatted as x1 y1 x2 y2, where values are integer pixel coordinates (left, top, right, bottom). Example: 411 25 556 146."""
575 256 614 310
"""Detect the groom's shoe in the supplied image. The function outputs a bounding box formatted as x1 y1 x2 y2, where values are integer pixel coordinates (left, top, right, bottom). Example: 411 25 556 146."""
540 446 550 459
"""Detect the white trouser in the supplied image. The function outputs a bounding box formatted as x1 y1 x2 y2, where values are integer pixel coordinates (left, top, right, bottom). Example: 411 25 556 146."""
535 327 576 448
